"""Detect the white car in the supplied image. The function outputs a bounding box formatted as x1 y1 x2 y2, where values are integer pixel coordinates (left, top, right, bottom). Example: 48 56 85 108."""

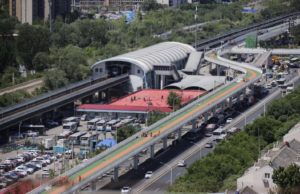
205 142 213 148
14 169 28 176
177 160 186 167
144 171 153 179
121 186 131 193
226 118 233 124
16 165 34 174
266 84 272 89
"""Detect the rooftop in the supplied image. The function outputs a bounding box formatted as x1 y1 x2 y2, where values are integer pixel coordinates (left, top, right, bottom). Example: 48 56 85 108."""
77 89 205 113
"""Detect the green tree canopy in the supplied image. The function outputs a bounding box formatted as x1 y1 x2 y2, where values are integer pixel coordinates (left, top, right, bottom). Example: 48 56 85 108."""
16 24 50 69
273 164 300 194
167 91 182 111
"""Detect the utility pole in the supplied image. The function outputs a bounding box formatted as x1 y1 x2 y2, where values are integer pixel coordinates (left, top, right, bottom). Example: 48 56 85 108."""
194 5 198 49
49 0 53 32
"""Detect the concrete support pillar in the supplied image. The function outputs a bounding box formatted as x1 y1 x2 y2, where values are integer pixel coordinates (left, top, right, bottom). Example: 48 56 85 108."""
217 65 221 76
228 97 232 107
90 179 97 191
133 155 139 170
192 119 197 130
160 75 165 89
177 128 182 140
113 166 119 182
150 144 155 159
204 113 208 122
163 137 168 150
209 63 212 72
155 74 159 89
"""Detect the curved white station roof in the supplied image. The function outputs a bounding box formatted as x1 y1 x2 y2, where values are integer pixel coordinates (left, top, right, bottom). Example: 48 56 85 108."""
92 42 196 72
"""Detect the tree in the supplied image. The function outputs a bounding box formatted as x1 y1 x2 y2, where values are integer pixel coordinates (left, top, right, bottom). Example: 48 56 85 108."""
142 0 161 11
0 13 17 72
273 164 300 194
43 69 69 90
117 125 140 143
147 112 167 126
16 24 50 69
32 52 51 72
167 91 182 111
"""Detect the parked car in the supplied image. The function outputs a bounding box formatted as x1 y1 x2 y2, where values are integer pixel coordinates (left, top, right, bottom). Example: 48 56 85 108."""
28 161 43 169
12 170 26 178
33 157 48 166
16 165 34 174
0 176 13 185
4 172 19 181
144 171 153 179
25 163 40 171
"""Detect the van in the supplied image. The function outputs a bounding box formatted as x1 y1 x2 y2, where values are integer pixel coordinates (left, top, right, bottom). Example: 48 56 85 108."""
62 122 78 132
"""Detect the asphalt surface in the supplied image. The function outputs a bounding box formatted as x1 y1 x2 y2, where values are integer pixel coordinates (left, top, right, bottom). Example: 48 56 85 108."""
132 71 300 194
84 70 300 194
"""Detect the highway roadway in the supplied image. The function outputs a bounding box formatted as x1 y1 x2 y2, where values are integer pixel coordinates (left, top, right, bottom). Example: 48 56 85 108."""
131 72 300 194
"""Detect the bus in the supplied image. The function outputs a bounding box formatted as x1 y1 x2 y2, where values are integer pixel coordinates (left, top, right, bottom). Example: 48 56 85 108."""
213 127 225 136
62 122 78 132
63 117 80 126
87 118 101 130
69 131 86 145
57 130 73 139
96 119 107 131
80 132 99 146
106 119 119 126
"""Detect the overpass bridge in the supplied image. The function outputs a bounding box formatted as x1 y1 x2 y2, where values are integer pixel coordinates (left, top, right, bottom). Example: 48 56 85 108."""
0 75 129 131
29 12 300 194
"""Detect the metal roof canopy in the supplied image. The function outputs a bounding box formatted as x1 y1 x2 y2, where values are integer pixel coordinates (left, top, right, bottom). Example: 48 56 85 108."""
92 42 196 73
182 51 203 73
164 75 226 91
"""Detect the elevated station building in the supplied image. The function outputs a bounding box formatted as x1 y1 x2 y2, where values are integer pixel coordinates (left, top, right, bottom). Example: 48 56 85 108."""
92 42 198 91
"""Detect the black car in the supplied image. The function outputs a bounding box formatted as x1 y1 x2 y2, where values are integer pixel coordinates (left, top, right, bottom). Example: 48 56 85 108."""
4 172 19 181
24 163 39 171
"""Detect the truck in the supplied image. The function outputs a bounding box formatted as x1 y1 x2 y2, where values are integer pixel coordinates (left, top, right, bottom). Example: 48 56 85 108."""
43 138 55 150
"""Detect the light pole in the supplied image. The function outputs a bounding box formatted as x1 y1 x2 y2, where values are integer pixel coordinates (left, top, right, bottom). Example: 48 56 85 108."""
190 141 202 159
160 162 173 186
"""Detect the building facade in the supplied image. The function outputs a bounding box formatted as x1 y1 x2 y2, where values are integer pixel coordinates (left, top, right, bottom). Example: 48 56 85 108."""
9 0 71 24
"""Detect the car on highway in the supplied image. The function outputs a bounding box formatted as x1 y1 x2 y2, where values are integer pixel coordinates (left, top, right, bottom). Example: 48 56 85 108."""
266 83 272 89
121 186 132 193
144 171 153 179
226 118 233 124
205 142 213 148
177 160 186 167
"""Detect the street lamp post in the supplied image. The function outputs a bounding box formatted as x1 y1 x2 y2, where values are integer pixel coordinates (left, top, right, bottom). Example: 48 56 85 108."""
160 162 173 186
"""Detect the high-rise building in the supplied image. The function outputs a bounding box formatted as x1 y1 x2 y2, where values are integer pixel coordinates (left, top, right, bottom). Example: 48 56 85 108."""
9 0 71 24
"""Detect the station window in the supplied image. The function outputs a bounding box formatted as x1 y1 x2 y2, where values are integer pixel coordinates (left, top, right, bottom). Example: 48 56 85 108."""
264 173 270 179
99 68 103 73
95 68 98 72
137 69 141 74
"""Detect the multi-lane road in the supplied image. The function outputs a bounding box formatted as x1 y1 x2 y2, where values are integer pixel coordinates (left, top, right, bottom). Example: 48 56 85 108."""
131 72 300 194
